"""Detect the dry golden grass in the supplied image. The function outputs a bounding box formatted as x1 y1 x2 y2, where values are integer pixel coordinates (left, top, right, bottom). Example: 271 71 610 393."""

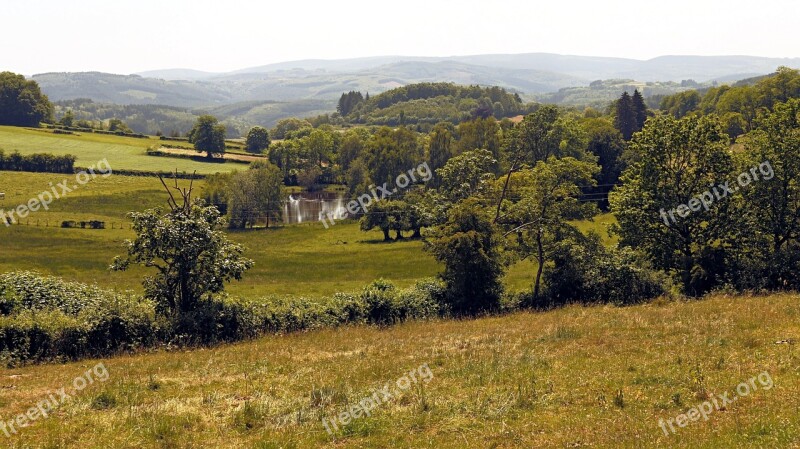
1 293 799 448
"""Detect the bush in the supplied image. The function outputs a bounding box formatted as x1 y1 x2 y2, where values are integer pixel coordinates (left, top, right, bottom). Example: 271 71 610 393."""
360 279 400 325
541 234 668 307
0 271 158 364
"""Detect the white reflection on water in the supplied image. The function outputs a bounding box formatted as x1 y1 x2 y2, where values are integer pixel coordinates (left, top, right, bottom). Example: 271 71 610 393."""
283 192 347 224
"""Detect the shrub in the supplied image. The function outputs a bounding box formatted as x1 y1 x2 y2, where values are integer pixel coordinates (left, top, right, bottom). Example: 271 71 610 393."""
542 234 668 307
0 271 158 364
360 279 400 325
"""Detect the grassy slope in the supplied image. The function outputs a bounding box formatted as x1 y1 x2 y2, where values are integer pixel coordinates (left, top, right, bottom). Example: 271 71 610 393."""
0 126 241 174
1 294 797 448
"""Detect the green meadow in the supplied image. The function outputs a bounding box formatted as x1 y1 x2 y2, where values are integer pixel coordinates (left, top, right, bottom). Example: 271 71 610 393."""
0 126 242 174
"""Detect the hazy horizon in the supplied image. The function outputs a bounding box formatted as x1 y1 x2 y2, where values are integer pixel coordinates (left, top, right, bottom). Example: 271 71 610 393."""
3 0 798 75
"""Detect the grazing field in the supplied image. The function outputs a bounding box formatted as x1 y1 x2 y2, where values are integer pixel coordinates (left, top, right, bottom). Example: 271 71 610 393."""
1 293 796 448
0 126 242 174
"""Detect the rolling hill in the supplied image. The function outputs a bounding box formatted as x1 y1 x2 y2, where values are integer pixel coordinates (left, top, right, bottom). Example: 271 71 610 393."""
36 54 800 108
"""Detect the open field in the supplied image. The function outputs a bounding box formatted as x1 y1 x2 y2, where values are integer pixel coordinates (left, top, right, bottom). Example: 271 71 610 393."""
0 126 242 174
0 293 796 448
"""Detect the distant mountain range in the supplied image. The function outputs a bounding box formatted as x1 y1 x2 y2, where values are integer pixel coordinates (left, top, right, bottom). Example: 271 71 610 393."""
32 53 800 109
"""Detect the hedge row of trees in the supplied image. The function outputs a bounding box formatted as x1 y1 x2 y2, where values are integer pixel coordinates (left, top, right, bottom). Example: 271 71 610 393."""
0 150 76 173
658 66 800 135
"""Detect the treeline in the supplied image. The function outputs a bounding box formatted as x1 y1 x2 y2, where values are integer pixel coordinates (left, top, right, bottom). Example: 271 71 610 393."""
0 150 76 173
53 99 199 137
657 66 800 136
335 83 526 126
43 123 148 139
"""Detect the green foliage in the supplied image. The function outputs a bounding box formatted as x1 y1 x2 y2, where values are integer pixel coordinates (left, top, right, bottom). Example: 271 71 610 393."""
614 90 648 140
356 126 423 189
54 99 200 136
583 117 626 185
425 122 453 187
500 157 599 300
454 117 503 159
360 200 393 241
610 115 734 295
59 109 75 127
188 115 226 158
107 118 132 134
347 83 522 125
542 233 667 307
337 91 364 116
0 271 158 364
0 72 53 126
0 270 447 363
245 126 271 154
0 149 76 173
272 118 312 140
659 90 701 118
228 161 284 229
661 67 800 131
729 99 800 290
426 201 504 315
111 196 254 320
503 105 590 169
436 149 497 204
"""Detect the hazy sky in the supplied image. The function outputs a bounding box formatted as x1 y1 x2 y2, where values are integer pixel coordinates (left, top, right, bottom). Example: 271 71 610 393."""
3 0 798 75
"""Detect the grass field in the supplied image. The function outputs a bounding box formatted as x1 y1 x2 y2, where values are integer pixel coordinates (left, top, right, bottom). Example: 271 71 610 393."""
0 126 242 174
0 293 796 448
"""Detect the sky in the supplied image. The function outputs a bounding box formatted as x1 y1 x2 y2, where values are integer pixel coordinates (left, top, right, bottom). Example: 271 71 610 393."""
2 0 798 75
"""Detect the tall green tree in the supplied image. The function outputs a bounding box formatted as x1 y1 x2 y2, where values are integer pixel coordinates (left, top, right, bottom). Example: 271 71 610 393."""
301 129 335 168
631 89 648 131
436 149 497 205
0 72 53 126
59 109 75 127
188 115 226 159
337 91 364 116
227 161 285 229
426 123 454 187
455 117 502 160
426 200 504 315
610 115 734 295
495 105 588 221
733 99 800 289
614 91 637 140
111 181 253 319
338 128 368 173
360 201 393 241
500 157 599 301
360 127 422 188
245 126 271 154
